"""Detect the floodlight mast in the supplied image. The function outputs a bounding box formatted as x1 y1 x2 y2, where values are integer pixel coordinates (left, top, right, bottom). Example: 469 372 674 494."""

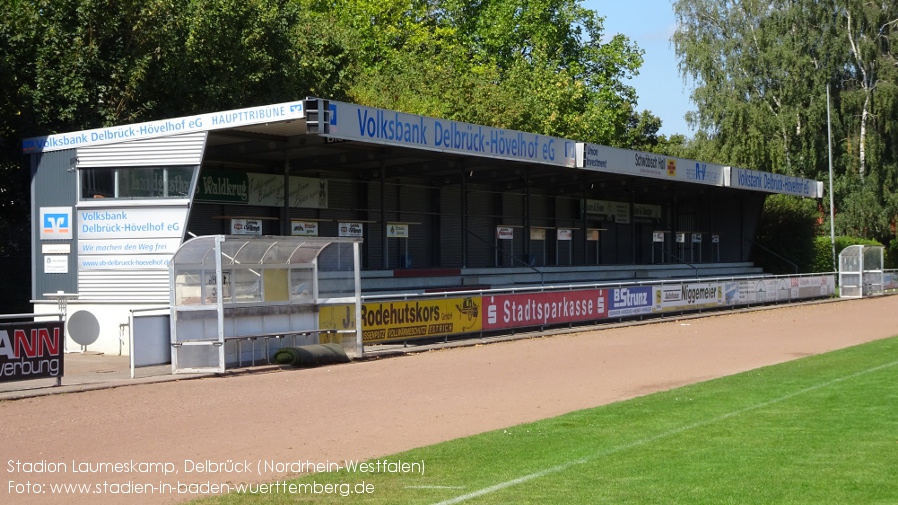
827 84 836 274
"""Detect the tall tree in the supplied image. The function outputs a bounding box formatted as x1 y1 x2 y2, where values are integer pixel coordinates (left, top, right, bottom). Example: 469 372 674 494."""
673 0 898 244
334 0 645 144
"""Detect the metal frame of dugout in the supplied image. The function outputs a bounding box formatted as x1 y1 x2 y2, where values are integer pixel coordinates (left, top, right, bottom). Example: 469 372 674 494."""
169 235 363 374
839 244 885 298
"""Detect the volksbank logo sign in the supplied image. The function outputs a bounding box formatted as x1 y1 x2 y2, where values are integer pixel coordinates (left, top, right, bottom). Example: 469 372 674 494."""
39 207 72 240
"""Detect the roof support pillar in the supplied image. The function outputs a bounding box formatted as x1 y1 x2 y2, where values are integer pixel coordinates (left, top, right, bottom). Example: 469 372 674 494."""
460 162 468 269
282 152 291 236
381 162 389 270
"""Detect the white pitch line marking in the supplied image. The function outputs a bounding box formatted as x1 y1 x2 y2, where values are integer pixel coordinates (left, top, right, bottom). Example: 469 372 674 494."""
432 359 898 505
406 485 467 489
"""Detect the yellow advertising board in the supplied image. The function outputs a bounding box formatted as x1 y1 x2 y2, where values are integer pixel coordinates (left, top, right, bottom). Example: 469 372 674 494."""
318 296 482 343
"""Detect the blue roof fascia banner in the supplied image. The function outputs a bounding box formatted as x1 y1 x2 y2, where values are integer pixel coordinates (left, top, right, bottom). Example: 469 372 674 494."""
727 166 823 198
22 101 307 154
575 143 726 187
324 101 577 168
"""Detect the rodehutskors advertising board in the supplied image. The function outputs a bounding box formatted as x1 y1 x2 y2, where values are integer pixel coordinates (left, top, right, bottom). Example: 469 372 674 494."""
318 297 483 343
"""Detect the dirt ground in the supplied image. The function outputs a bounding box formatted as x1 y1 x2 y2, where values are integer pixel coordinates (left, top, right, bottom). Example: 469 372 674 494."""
2 296 896 504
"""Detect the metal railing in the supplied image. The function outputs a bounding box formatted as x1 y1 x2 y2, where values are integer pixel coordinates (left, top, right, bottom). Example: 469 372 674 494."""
745 238 799 274
466 229 545 285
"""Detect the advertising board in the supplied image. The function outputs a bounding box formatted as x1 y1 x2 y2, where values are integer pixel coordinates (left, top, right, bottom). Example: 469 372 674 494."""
482 290 607 330
576 143 726 187
231 219 263 236
654 282 724 312
607 286 654 317
23 101 305 154
728 167 823 198
387 223 409 238
0 321 64 383
316 274 834 347
319 297 483 343
44 256 68 274
291 221 319 236
722 276 834 305
338 222 364 238
327 101 576 168
195 169 328 209
583 199 630 223
77 206 189 270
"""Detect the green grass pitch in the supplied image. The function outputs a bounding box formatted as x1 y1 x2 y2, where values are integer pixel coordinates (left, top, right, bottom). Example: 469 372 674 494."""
195 335 898 504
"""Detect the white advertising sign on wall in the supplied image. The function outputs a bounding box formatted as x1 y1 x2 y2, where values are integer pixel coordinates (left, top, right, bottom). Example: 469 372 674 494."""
44 256 68 274
231 219 263 236
387 223 409 238
78 207 188 239
338 222 364 238
42 243 71 254
78 254 174 271
77 205 188 271
79 238 182 256
291 221 319 236
496 226 514 240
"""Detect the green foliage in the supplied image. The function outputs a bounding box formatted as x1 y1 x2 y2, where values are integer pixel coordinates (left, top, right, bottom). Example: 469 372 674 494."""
812 235 886 273
754 195 819 274
338 0 645 144
889 239 898 269
673 0 898 246
833 174 895 242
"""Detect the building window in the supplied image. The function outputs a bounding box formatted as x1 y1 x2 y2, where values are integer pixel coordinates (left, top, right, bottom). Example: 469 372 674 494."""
80 166 196 200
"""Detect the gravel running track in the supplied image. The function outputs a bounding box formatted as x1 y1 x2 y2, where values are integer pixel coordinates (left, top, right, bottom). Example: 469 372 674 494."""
2 296 896 504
